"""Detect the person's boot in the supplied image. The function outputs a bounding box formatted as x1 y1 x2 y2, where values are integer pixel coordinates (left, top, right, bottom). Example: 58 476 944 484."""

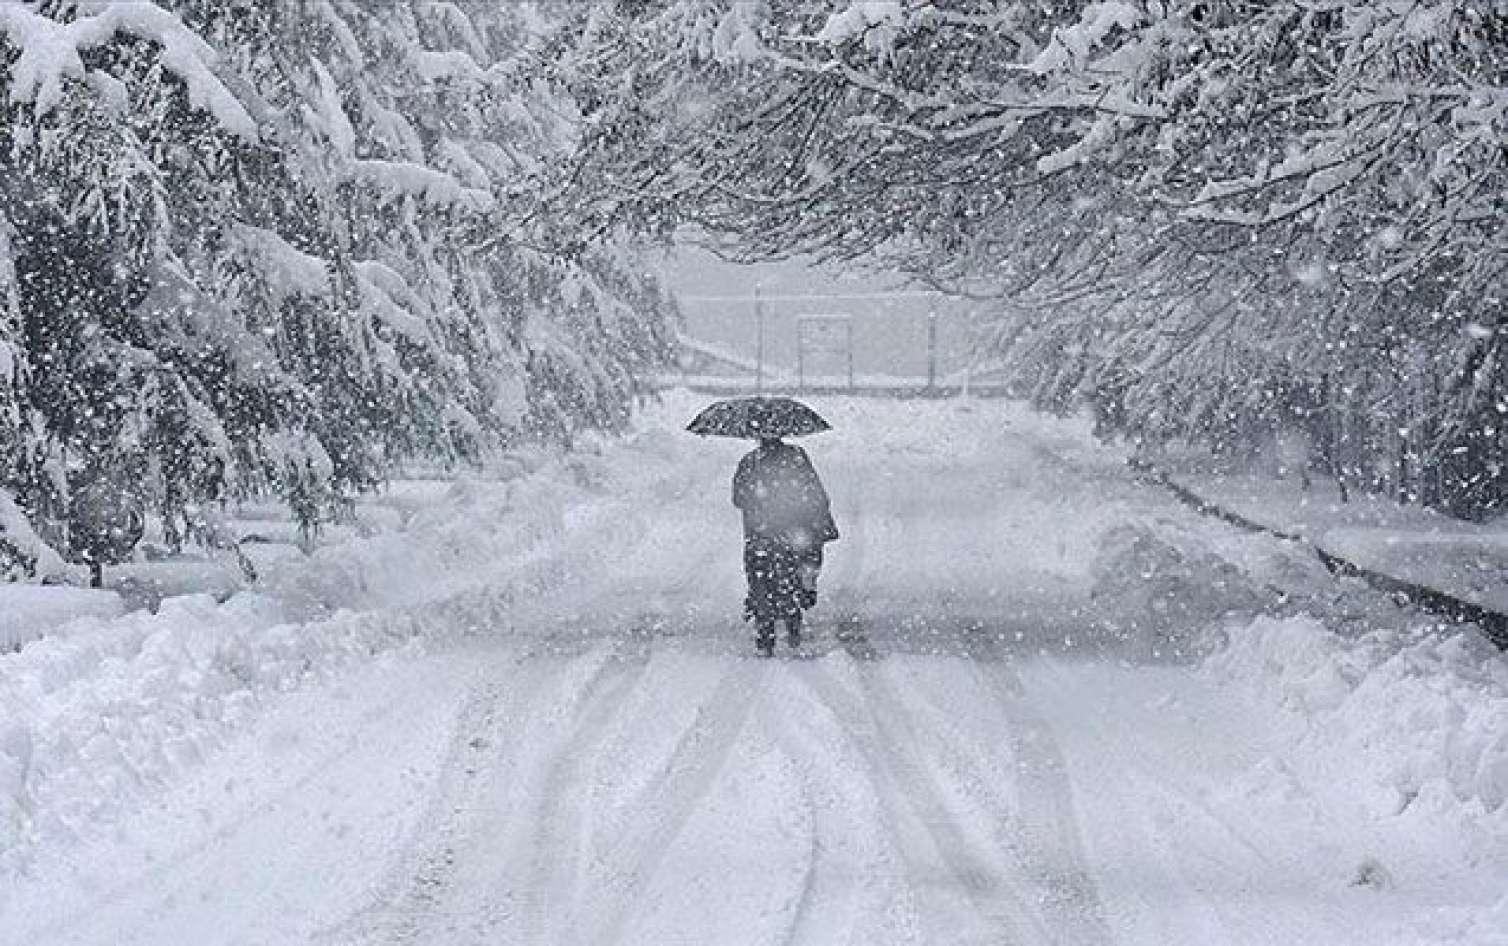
755 621 776 658
785 611 802 650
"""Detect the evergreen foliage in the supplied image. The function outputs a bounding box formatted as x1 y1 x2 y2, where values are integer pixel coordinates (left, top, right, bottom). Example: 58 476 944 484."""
0 0 676 577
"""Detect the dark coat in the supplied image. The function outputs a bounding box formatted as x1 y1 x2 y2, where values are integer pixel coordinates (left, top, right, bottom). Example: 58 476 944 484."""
732 440 838 550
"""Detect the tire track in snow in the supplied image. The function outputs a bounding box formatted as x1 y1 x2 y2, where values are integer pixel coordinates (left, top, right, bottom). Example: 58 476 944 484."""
754 697 826 946
962 635 1113 946
327 669 512 946
756 676 923 946
584 657 767 946
328 631 647 946
525 630 658 946
357 459 737 945
792 657 1049 946
327 633 615 946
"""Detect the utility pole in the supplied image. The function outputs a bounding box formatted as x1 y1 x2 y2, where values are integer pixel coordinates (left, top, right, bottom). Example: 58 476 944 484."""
754 282 764 393
847 318 855 392
926 309 938 394
797 328 804 392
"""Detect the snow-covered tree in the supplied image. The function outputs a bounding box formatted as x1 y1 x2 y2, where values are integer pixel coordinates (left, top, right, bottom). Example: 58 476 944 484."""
0 0 675 577
560 0 1506 516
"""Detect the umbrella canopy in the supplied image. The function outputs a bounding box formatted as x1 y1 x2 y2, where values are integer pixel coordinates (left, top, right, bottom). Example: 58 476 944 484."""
686 396 831 439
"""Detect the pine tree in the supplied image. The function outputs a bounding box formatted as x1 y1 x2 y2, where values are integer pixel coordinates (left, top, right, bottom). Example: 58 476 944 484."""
0 0 676 579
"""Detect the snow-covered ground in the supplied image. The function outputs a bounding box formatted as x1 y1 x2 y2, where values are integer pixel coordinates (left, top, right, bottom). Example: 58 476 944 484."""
2 392 1504 945
1161 467 1508 617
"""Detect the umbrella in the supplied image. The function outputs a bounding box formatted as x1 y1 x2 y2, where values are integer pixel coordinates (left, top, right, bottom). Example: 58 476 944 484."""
686 396 831 439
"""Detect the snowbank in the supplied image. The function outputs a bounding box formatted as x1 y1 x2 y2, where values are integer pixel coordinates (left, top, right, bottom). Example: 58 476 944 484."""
1207 616 1508 818
1089 521 1278 656
0 426 691 877
1083 506 1402 659
0 585 123 652
1203 616 1508 940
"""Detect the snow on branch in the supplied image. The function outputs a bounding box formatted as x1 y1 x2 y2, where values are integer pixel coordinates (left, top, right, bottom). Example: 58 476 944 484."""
1035 111 1121 175
231 225 333 304
1027 2 1142 74
435 138 496 188
309 60 356 158
136 258 282 380
0 487 66 580
0 340 15 394
353 260 436 347
351 159 497 212
0 1 259 142
814 1 905 53
410 48 490 84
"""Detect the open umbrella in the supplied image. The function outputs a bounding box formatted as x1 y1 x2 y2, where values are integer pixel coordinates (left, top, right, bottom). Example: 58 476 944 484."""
686 396 831 439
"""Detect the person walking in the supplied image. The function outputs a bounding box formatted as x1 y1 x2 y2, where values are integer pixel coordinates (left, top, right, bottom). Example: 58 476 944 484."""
686 396 838 656
733 435 838 655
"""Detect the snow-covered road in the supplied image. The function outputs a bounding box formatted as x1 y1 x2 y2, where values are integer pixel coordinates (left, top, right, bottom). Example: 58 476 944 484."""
6 395 1505 946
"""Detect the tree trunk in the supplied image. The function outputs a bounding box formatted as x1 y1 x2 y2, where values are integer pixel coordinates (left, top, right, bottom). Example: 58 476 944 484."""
1396 432 1410 504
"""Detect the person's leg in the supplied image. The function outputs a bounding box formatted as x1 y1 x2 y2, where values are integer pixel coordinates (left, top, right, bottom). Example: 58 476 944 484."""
743 538 765 610
764 544 803 648
755 619 776 657
745 538 778 654
798 545 823 609
770 542 803 614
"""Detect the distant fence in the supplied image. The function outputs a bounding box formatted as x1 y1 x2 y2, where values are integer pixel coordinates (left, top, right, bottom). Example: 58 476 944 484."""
649 375 1020 398
663 329 1018 398
651 368 1019 398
